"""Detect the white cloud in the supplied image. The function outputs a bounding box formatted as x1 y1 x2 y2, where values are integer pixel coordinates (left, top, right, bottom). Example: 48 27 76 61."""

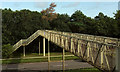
34 2 49 9
62 2 80 8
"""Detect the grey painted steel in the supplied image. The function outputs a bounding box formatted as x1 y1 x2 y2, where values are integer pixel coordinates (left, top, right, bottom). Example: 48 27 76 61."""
62 48 65 72
48 37 50 72
43 38 45 56
12 30 120 72
39 38 40 55
116 40 120 72
23 46 25 57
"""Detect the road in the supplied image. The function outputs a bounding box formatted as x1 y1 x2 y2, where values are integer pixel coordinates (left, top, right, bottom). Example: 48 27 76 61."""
2 60 93 72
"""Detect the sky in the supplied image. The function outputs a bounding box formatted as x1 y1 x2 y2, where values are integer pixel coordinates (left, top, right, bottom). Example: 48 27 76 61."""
1 2 119 18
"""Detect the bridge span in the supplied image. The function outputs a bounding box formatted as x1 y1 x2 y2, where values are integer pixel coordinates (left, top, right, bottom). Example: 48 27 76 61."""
12 30 120 72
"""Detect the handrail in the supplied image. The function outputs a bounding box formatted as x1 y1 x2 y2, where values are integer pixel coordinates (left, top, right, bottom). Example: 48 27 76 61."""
12 30 119 53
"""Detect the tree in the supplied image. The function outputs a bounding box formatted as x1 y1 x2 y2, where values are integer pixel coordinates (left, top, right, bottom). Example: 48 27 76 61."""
69 10 88 33
70 10 86 23
114 10 120 25
50 14 71 32
94 12 119 37
114 10 120 37
41 2 57 21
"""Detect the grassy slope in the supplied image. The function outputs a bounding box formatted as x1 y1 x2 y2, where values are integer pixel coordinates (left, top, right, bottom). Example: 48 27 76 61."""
2 52 79 64
2 56 79 64
61 68 102 72
11 52 72 58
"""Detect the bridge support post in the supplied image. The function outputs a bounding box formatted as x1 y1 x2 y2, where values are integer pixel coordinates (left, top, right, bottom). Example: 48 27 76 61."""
62 48 65 72
48 37 50 71
39 38 40 55
23 46 25 57
116 41 120 72
71 38 73 52
43 38 45 56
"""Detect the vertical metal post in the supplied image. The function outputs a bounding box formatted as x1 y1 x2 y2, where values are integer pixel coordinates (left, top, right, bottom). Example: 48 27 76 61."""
71 38 73 52
59 35 61 45
62 36 64 47
61 35 62 46
54 34 56 43
101 45 104 68
116 41 120 72
39 38 40 55
56 36 57 43
65 37 68 50
62 48 65 72
23 46 25 57
54 34 55 43
43 38 45 56
87 42 90 61
48 36 50 72
57 35 58 44
53 34 54 42
77 40 80 56
79 40 83 57
51 34 52 41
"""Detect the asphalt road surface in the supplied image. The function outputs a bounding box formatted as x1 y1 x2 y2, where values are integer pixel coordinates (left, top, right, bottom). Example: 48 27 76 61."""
2 60 93 72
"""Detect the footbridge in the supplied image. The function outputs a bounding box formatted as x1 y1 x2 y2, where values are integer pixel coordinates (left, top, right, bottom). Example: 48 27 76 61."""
13 30 120 72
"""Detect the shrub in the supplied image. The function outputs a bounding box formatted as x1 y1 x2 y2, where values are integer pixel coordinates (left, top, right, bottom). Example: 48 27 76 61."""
2 44 13 58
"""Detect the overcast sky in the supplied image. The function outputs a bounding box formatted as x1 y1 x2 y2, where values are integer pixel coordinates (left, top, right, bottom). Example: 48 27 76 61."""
2 2 119 18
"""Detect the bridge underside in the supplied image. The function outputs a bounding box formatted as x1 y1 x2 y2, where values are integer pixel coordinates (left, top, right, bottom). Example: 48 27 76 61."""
13 30 120 72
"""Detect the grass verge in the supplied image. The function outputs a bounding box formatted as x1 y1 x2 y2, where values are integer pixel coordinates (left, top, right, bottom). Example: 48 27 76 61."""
2 68 101 72
2 56 79 64
11 52 73 58
58 68 102 72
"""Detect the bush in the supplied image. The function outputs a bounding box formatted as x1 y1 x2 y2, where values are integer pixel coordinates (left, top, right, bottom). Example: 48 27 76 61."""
2 44 13 58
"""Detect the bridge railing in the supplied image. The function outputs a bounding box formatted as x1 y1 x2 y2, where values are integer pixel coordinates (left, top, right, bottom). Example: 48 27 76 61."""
13 30 41 51
43 30 118 71
24 30 40 45
13 39 23 51
45 30 118 45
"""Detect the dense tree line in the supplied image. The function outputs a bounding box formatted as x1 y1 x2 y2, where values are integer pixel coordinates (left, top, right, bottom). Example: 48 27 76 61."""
1 4 120 57
2 8 120 45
